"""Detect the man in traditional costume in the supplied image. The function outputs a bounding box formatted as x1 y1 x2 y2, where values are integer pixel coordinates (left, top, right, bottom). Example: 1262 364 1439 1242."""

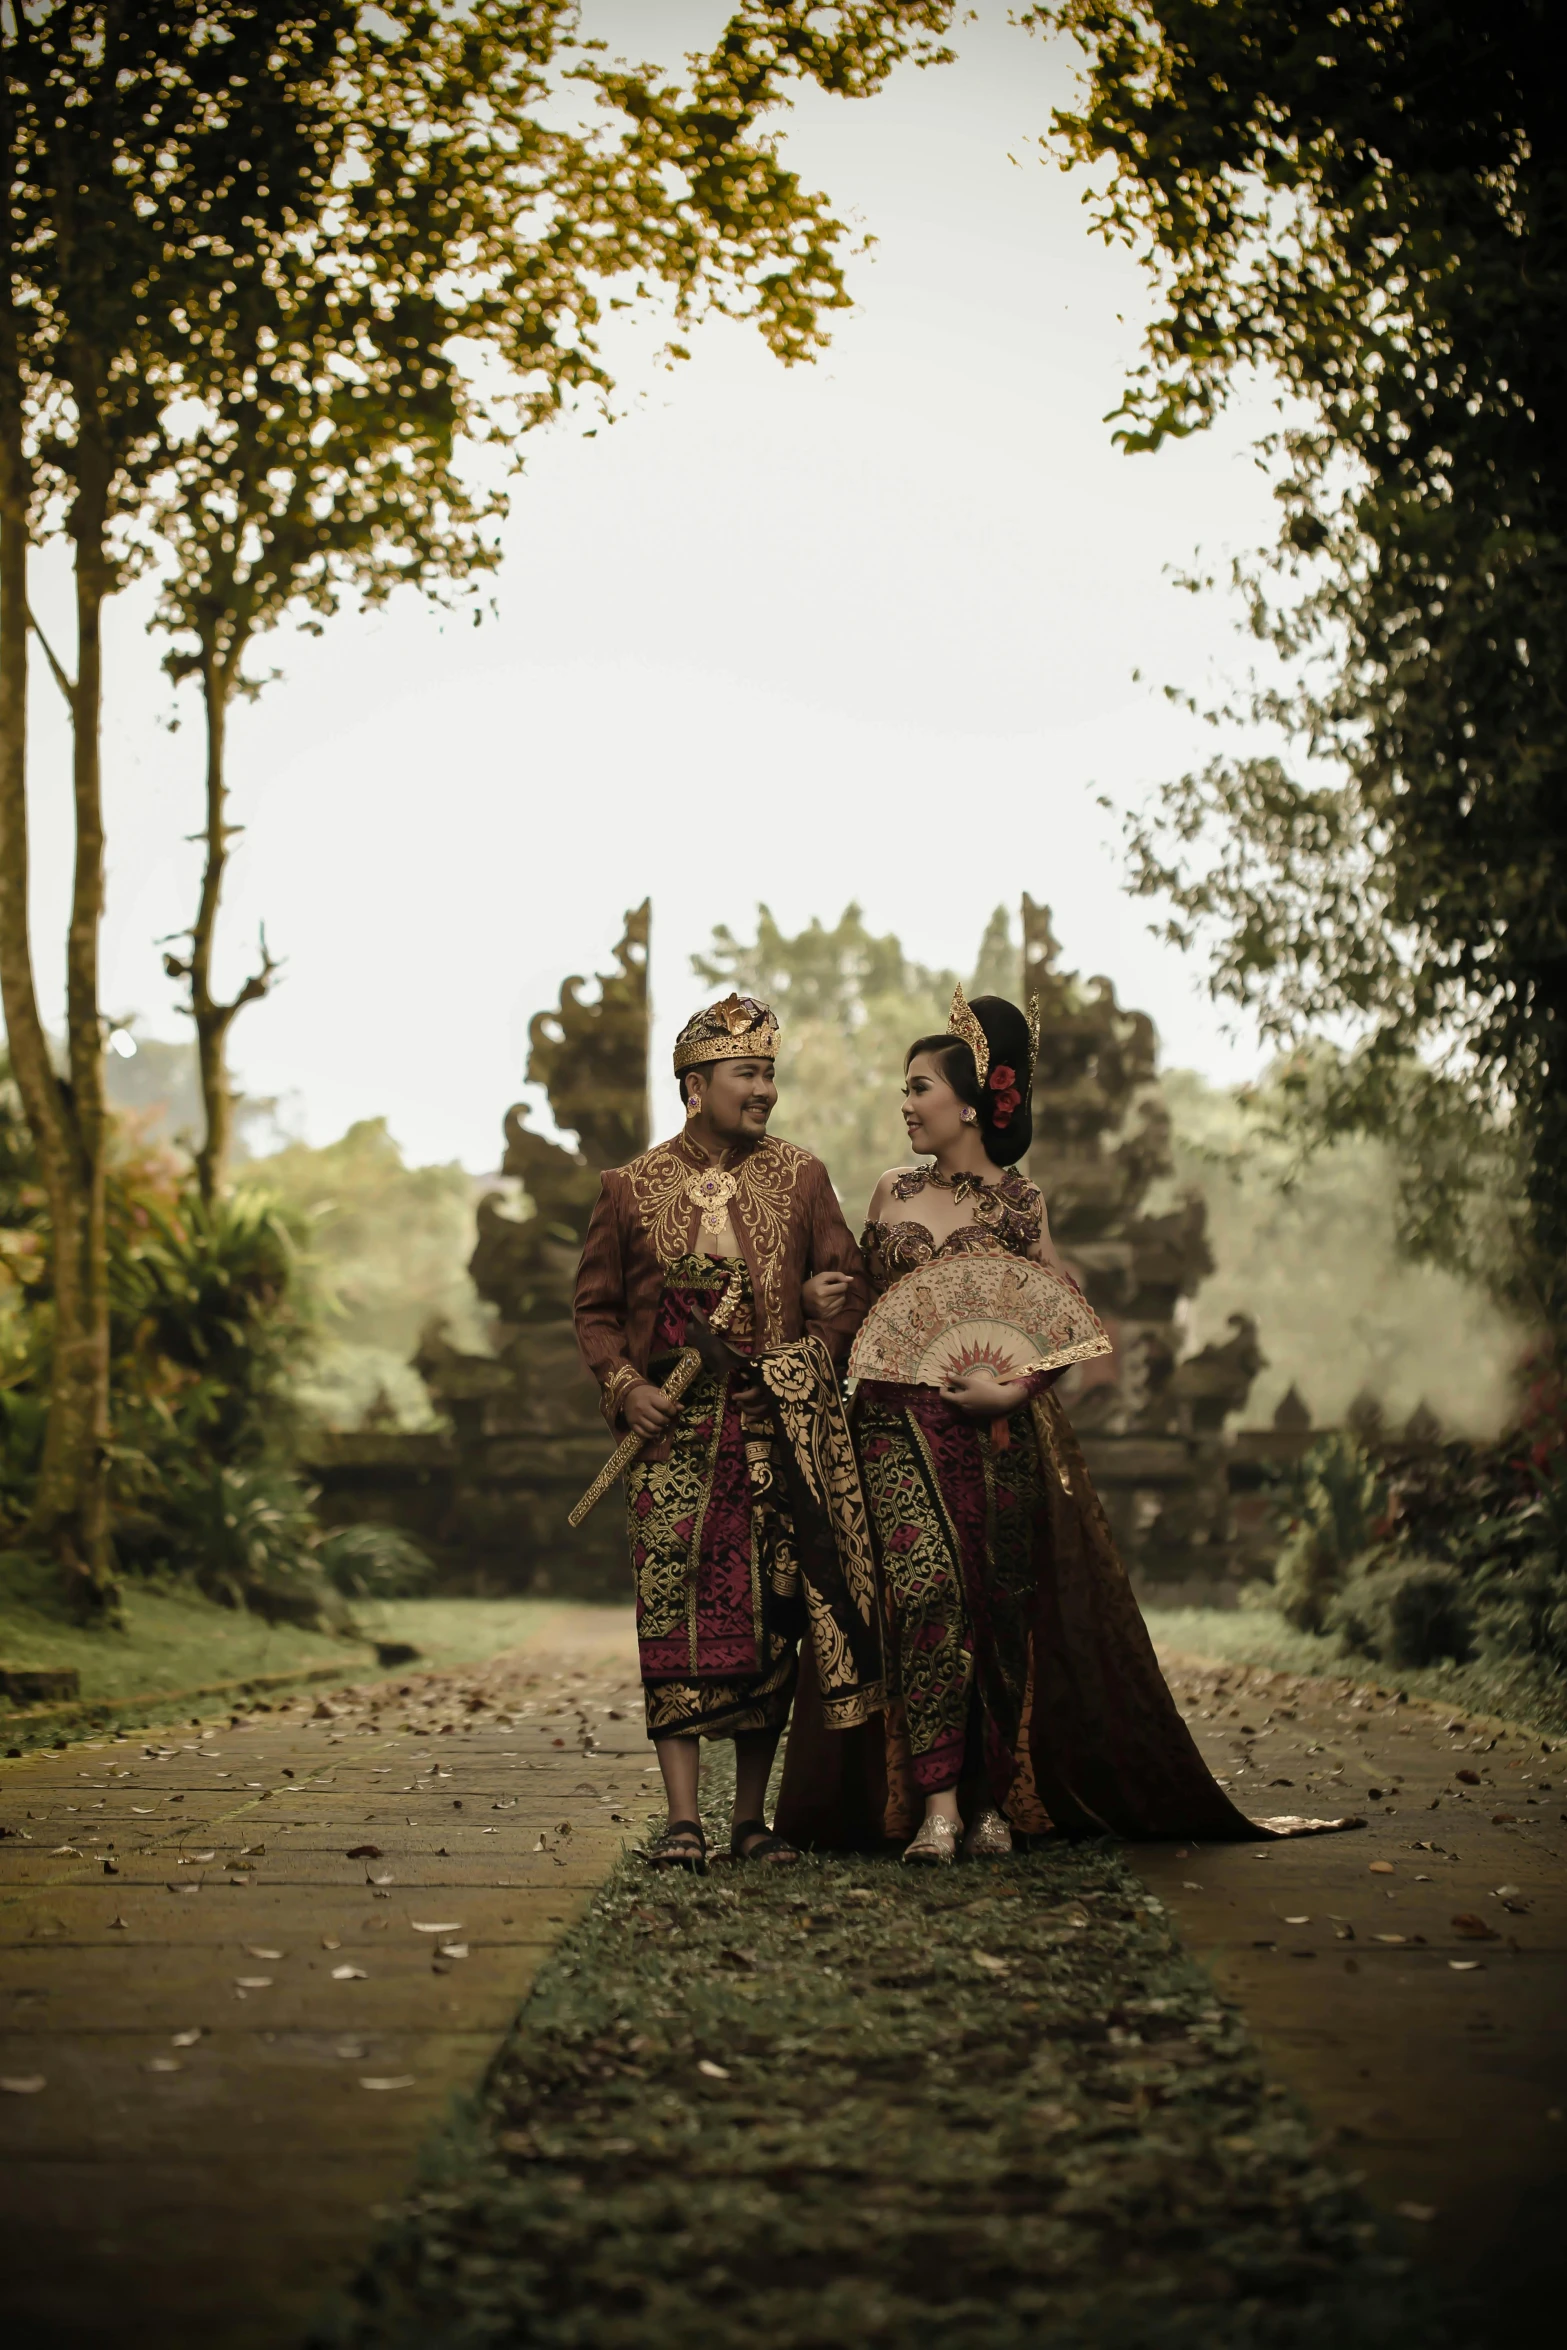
573 992 883 1869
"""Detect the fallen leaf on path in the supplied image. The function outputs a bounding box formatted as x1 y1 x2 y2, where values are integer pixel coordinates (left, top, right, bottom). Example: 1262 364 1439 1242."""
1449 1959 1484 1971
243 1946 283 1961
973 1952 1011 1974
360 2075 416 2091
1372 1933 1407 1945
697 2059 730 2079
171 2030 201 2047
331 1964 368 1981
234 1975 273 1990
1491 1812 1518 1824
368 1873 394 1886
1284 1915 1311 1925
346 1845 382 1859
1368 1862 1394 1874
1455 1769 1480 1785
189 1852 216 1863
1451 1913 1500 1940
144 2057 182 2074
49 1844 82 1857
410 1921 463 1934
321 1936 341 1951
1 2076 46 2094
438 1943 469 1959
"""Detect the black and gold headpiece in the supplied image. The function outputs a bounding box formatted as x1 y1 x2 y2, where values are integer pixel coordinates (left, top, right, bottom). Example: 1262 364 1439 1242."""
946 982 1040 1089
673 992 780 1075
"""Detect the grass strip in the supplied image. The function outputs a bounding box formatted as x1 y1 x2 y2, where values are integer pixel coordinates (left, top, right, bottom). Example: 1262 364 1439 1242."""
1148 1605 1567 1739
323 1823 1454 2350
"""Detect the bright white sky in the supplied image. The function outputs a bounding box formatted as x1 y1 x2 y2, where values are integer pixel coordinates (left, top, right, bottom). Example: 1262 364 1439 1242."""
20 3 1284 1172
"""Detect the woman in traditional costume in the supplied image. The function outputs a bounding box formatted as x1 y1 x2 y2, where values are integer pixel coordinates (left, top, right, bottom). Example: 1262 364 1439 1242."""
775 988 1352 1863
574 993 885 1874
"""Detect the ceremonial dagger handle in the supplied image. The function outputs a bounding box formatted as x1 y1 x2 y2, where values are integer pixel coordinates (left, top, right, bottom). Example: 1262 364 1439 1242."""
567 1265 748 1531
567 1348 704 1529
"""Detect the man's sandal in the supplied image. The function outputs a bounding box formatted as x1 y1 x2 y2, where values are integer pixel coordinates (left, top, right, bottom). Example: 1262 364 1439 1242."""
646 1819 707 1874
730 1817 800 1865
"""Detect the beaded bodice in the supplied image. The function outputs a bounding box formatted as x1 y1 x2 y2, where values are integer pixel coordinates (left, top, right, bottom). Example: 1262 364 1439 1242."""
859 1166 1044 1296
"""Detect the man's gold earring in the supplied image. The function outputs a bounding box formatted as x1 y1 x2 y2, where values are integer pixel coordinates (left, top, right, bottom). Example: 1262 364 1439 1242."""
685 1092 699 1119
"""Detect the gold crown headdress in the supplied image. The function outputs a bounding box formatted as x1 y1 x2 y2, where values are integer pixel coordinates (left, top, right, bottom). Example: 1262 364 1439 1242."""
946 983 1041 1094
673 992 780 1075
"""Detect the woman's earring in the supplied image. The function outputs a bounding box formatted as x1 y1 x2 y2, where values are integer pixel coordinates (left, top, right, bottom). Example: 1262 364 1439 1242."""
961 1106 977 1123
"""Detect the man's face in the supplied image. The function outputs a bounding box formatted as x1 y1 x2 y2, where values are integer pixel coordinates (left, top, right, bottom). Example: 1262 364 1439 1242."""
697 1057 777 1143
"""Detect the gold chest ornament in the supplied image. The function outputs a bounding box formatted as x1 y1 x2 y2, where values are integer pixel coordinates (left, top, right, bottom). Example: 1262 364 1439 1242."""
685 1163 739 1242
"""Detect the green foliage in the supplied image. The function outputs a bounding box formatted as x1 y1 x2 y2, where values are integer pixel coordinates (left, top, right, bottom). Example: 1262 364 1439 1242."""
1032 1 1567 1325
317 1524 437 1602
242 1118 489 1430
154 1462 330 1629
1 1063 332 1614
693 902 1012 1214
1162 1067 1526 1433
1326 1558 1474 1673
1271 1434 1385 1635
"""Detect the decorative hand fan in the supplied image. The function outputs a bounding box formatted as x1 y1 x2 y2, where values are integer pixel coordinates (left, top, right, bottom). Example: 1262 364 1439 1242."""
848 1256 1112 1388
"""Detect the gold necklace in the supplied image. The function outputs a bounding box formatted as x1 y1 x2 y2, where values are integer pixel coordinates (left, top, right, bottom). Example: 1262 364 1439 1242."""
684 1158 740 1241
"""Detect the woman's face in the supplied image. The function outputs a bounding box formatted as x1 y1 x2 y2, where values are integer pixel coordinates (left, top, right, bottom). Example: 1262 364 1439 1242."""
902 1051 970 1155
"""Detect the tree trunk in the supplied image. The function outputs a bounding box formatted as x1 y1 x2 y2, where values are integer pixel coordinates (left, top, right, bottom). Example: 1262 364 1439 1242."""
177 642 275 1206
0 229 112 1613
50 434 116 1611
191 656 233 1205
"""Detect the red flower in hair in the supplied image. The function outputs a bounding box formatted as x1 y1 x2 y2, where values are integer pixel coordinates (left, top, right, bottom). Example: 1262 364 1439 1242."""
987 1063 1022 1127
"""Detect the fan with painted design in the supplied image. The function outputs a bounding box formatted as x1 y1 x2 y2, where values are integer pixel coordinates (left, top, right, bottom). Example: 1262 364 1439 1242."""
848 1254 1111 1387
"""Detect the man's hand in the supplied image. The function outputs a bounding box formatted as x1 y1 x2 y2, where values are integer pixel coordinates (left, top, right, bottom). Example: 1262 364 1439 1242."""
941 1367 1027 1422
802 1270 854 1319
623 1380 680 1440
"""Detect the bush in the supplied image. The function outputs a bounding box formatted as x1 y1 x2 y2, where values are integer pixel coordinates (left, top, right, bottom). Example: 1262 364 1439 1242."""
158 1463 333 1628
1327 1554 1475 1669
1272 1433 1387 1632
317 1523 436 1599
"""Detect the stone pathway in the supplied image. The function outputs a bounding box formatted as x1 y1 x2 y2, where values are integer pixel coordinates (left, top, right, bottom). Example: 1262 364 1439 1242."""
0 1607 646 2350
3 1614 1564 2345
1141 1648 1567 2336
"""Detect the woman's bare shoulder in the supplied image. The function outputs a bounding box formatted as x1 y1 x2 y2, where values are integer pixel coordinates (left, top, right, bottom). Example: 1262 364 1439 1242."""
866 1165 921 1218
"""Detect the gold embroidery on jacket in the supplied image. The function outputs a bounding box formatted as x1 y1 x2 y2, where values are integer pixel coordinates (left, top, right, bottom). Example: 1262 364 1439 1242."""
731 1138 810 1343
619 1142 694 1267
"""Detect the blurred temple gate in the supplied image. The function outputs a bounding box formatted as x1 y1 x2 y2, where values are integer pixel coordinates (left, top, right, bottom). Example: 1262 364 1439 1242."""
1023 897 1265 1599
314 896 1284 1598
412 903 650 1595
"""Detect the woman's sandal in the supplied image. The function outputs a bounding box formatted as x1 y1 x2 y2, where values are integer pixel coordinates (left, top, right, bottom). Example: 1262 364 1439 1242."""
902 1813 961 1865
729 1817 801 1865
646 1818 707 1874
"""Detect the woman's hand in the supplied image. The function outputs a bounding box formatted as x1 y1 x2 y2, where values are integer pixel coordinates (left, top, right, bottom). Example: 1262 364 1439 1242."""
802 1270 855 1319
623 1379 680 1440
941 1367 1027 1421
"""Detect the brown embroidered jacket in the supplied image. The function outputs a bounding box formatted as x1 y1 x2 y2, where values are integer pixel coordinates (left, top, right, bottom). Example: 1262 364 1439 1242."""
574 1130 870 1427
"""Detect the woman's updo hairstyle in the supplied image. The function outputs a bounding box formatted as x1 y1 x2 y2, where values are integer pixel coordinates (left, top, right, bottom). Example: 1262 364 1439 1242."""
904 993 1035 1167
